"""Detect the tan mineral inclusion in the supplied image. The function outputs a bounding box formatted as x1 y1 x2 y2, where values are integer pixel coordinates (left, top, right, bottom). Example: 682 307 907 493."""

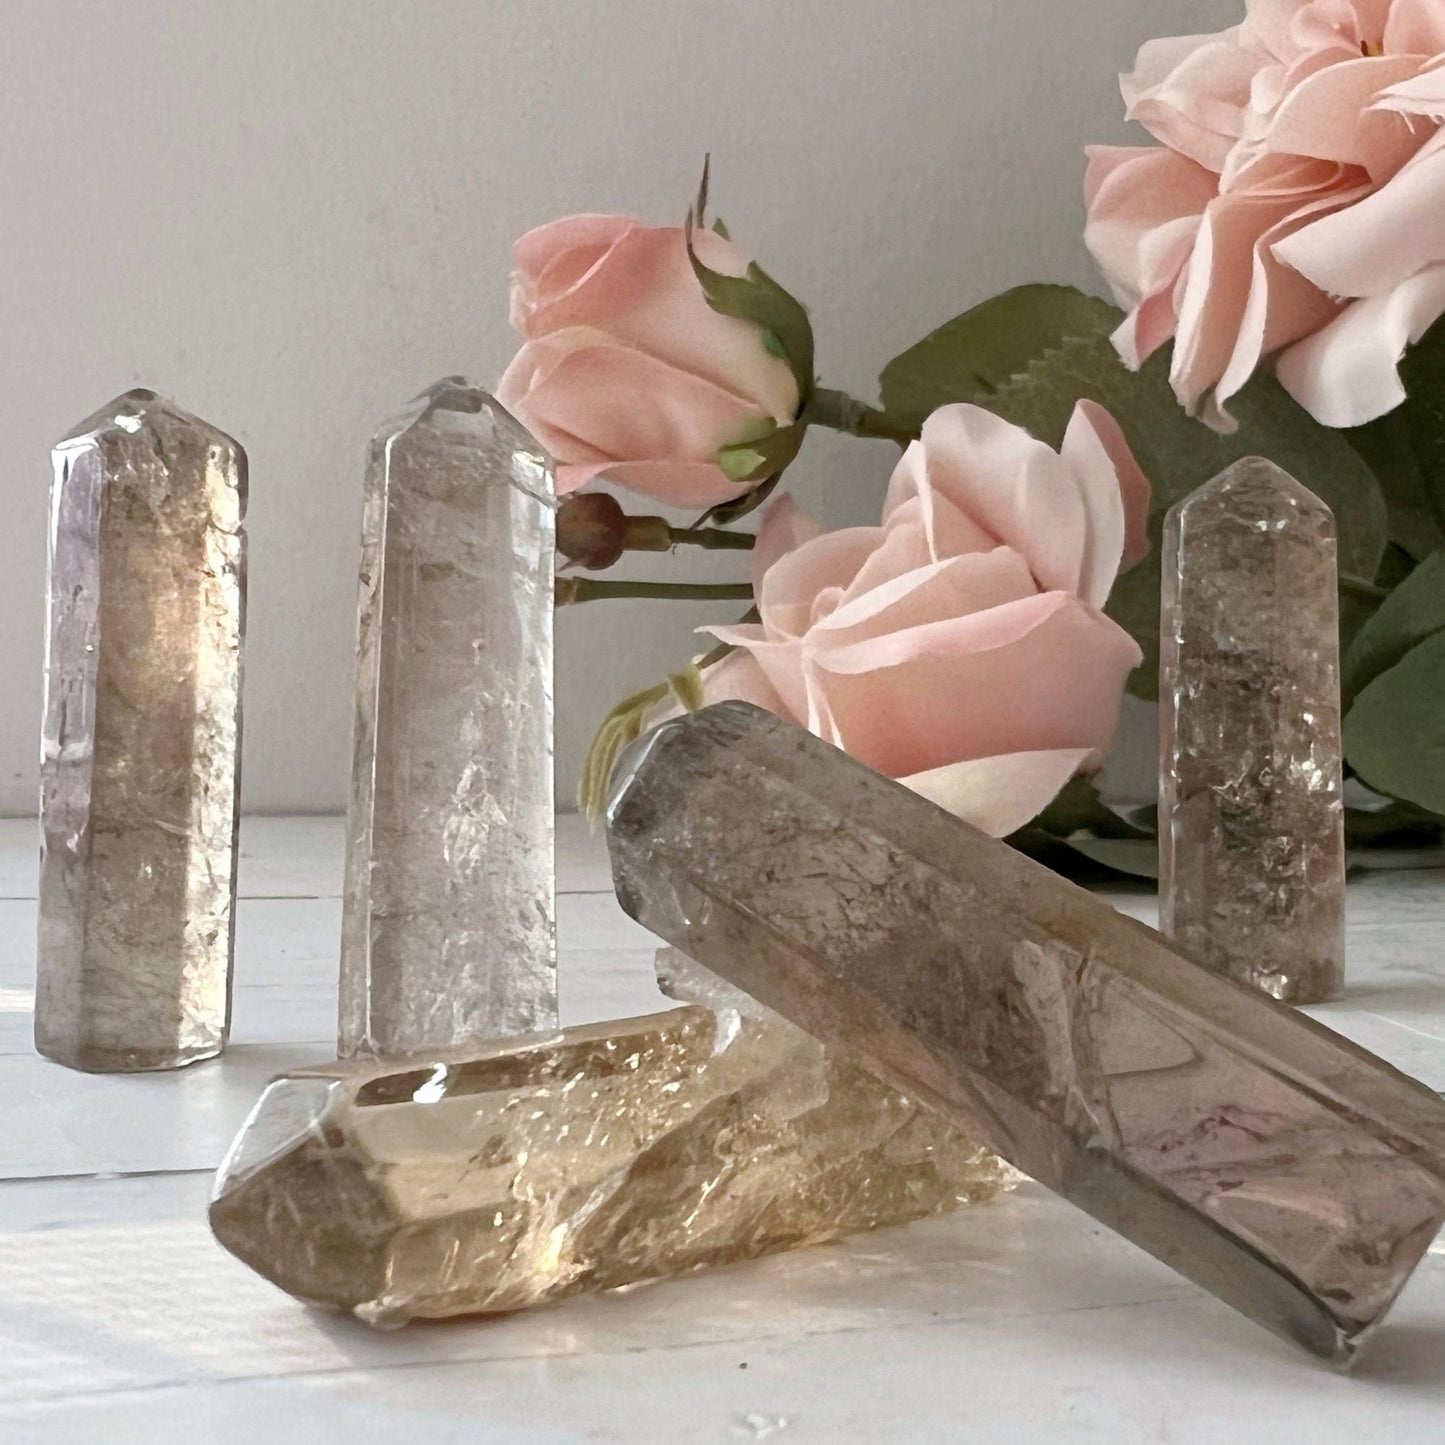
37 390 246 1073
211 948 1012 1324
607 703 1445 1364
339 380 557 1058
1160 457 1346 1004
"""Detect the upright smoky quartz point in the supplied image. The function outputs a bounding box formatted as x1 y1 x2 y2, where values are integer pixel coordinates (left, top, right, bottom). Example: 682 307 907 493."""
606 703 1445 1364
1160 457 1346 1004
37 390 246 1073
211 947 1011 1325
339 380 558 1058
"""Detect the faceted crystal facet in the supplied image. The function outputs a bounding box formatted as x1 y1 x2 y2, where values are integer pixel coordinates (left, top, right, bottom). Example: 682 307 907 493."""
339 380 557 1058
607 703 1445 1364
212 950 1012 1324
1160 458 1346 1004
37 390 246 1073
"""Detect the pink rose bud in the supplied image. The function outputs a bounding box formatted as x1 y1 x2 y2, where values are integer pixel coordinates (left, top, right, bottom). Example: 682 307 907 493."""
498 216 803 507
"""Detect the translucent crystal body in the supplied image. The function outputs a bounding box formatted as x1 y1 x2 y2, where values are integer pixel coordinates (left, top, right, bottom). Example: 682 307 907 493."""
37 390 246 1073
607 703 1445 1364
1160 457 1346 1003
339 380 557 1057
211 949 1011 1324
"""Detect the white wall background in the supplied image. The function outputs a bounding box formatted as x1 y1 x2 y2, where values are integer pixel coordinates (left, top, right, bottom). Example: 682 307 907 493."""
0 0 1235 815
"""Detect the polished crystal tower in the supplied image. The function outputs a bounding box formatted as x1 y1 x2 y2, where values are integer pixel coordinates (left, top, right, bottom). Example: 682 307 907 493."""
37 390 246 1073
1160 458 1346 1004
212 948 1012 1324
607 703 1445 1364
340 381 557 1057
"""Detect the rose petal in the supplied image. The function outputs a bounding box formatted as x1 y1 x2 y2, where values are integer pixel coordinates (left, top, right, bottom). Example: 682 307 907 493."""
1212 180 1363 412
1274 261 1445 425
698 626 810 724
563 459 746 507
518 224 799 424
1272 128 1445 297
901 749 1094 838
883 443 999 559
1066 401 1152 576
751 496 826 593
754 526 883 641
1124 29 1260 171
1384 1 1445 56
1169 155 1355 414
1266 54 1426 179
1085 146 1218 360
1058 404 1126 607
818 549 1039 648
510 215 634 332
805 594 1142 778
695 649 786 715
504 332 772 503
911 404 1088 597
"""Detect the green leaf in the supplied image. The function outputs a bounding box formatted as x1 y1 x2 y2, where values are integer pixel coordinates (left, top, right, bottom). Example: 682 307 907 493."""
1345 312 1445 560
1344 799 1445 850
1343 407 1443 561
1342 549 1445 707
1343 630 1445 812
878 285 1119 433
1062 835 1159 880
1030 773 1154 841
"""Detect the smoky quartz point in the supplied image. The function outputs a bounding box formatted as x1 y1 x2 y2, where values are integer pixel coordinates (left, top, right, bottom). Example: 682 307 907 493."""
37 390 246 1073
1160 457 1346 1004
211 948 1011 1324
606 703 1445 1364
339 380 558 1058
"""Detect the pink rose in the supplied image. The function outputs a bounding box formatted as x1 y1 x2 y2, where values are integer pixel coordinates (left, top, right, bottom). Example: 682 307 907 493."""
693 402 1150 836
498 215 801 507
1085 0 1445 427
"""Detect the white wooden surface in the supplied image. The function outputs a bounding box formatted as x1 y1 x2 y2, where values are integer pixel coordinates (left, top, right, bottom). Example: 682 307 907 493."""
1 816 1443 1444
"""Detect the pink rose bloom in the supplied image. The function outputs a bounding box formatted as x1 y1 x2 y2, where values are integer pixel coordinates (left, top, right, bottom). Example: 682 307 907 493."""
498 215 801 506
693 402 1150 836
1085 0 1445 427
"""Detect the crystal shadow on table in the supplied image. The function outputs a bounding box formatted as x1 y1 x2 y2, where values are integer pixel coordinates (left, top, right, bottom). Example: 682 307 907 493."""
607 702 1445 1367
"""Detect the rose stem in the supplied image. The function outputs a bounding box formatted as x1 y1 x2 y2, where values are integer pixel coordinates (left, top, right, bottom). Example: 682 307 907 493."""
556 578 755 606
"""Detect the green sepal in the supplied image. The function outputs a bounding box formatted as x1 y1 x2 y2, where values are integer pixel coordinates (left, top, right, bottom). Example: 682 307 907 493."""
716 419 806 486
686 234 815 405
697 476 780 530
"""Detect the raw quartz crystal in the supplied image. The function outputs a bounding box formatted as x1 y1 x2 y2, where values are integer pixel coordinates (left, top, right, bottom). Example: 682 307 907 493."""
210 948 1012 1324
340 380 557 1057
1160 457 1346 1004
607 703 1445 1364
37 391 245 1073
